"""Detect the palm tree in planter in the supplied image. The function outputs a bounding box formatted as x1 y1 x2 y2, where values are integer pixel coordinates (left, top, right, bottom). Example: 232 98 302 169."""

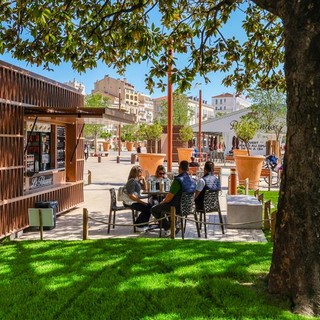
137 122 166 177
177 125 194 162
232 115 264 189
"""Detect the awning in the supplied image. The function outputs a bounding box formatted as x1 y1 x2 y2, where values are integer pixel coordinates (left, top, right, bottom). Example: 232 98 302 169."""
24 106 136 125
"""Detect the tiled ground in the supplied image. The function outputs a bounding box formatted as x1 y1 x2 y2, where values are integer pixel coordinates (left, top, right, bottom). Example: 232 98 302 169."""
17 150 269 242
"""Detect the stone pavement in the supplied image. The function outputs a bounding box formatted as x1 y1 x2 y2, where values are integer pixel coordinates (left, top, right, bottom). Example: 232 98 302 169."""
18 150 267 242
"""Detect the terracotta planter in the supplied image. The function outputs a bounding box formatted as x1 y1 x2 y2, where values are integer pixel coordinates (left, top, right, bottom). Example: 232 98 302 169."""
138 153 166 177
234 155 264 189
233 149 249 156
126 141 134 151
177 148 194 163
102 142 110 151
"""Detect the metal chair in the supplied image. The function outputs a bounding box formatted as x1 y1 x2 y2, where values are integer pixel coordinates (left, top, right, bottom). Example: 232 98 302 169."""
179 192 199 239
159 192 199 239
195 190 224 238
108 188 137 233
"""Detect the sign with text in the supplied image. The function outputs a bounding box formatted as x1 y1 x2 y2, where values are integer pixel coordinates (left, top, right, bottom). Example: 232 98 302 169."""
29 174 53 190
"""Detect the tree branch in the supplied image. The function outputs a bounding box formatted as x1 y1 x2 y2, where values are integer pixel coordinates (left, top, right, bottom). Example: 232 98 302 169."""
252 0 281 17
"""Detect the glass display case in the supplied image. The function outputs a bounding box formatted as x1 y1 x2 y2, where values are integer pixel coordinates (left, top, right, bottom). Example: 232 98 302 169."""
56 126 65 169
26 131 51 172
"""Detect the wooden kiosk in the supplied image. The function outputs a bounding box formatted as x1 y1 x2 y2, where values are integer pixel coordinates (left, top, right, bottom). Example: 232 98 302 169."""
0 60 134 239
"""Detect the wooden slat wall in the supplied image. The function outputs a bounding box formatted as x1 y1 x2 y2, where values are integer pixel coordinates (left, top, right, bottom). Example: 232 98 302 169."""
0 61 83 108
0 102 24 200
0 182 84 238
0 61 85 239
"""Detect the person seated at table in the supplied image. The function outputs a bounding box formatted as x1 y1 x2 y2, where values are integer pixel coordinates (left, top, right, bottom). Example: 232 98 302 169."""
151 160 196 234
189 156 200 168
123 165 152 231
149 165 167 187
148 165 168 205
195 161 221 210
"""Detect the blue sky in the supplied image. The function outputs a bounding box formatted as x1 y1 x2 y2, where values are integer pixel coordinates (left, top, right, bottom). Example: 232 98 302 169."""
0 53 233 102
0 8 247 102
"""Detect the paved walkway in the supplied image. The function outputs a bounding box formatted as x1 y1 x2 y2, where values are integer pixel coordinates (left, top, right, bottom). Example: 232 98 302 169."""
18 150 268 242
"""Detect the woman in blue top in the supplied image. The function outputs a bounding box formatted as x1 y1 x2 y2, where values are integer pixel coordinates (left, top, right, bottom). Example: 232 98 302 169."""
151 160 196 232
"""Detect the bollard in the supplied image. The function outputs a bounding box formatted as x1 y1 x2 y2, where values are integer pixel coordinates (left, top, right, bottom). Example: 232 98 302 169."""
131 153 136 164
229 168 237 195
83 208 88 240
98 155 101 163
88 170 92 185
170 206 176 239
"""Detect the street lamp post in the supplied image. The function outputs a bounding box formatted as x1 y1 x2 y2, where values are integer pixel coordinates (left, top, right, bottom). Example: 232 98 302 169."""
198 89 202 156
167 48 173 172
117 88 121 163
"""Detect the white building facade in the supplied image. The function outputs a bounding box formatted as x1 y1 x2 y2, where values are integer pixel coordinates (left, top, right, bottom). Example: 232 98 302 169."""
212 93 251 114
92 75 154 124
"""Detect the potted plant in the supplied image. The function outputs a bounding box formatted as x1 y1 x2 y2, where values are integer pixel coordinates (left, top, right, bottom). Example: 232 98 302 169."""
121 124 138 151
232 115 264 189
136 122 166 177
100 131 113 151
177 125 194 162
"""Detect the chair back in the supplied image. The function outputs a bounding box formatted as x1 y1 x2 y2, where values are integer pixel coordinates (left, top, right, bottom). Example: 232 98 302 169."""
109 188 117 209
180 192 195 216
203 190 220 213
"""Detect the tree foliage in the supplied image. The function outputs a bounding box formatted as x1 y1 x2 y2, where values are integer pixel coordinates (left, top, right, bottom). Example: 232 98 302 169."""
0 1 284 93
138 121 163 153
249 88 287 141
159 93 194 125
84 93 110 152
121 124 139 142
178 125 194 143
138 122 163 142
231 115 260 155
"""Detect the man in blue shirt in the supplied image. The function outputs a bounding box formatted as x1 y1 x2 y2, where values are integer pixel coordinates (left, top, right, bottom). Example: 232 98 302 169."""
151 160 196 232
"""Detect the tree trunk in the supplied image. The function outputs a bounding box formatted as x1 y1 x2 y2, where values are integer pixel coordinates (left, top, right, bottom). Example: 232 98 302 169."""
267 2 320 316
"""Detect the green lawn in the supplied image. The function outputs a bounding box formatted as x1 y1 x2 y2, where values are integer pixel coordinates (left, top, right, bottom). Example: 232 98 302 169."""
0 238 314 320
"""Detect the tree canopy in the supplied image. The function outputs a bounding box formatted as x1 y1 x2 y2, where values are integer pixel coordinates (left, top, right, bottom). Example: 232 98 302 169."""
0 1 284 93
158 93 193 125
249 88 287 141
84 93 110 152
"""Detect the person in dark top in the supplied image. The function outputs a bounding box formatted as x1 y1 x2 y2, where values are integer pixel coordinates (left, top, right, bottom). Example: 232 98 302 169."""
189 156 199 167
195 161 221 210
84 143 89 161
136 143 142 153
151 160 196 232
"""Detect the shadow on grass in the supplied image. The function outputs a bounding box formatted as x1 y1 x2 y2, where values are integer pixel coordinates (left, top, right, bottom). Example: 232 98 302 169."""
0 239 305 320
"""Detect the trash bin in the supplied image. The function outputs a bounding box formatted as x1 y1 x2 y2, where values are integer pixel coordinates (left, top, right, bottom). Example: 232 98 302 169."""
35 201 58 230
131 153 137 164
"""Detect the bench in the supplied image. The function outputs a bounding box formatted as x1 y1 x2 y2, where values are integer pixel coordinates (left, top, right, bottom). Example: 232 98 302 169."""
226 195 262 229
260 168 271 178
